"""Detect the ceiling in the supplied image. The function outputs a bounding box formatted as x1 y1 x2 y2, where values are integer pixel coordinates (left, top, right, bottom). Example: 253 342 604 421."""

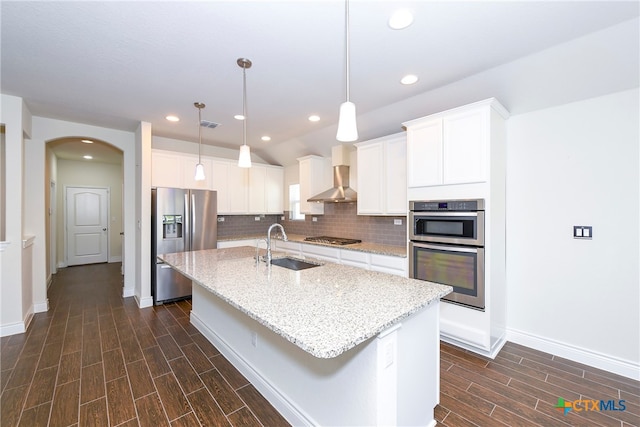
1 1 639 166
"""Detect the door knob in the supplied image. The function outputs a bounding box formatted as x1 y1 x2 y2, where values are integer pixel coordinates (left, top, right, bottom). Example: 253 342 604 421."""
103 228 107 231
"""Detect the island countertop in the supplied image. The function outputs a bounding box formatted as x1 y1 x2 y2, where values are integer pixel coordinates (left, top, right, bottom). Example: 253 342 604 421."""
159 246 452 358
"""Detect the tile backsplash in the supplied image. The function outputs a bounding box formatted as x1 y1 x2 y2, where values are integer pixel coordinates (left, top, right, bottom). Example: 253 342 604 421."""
218 203 406 247
216 214 280 239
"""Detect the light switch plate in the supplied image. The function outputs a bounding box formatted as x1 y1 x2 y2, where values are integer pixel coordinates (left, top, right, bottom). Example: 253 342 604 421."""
573 226 593 239
393 219 402 226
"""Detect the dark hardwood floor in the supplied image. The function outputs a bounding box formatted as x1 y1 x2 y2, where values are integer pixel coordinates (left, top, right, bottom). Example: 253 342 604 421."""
1 262 638 426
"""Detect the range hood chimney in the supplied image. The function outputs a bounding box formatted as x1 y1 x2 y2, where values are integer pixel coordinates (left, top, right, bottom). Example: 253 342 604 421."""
307 145 357 203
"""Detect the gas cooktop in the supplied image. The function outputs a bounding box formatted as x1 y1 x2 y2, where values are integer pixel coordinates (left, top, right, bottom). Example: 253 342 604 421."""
304 236 362 246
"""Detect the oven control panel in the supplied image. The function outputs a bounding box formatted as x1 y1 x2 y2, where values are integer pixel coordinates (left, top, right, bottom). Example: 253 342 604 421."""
410 199 484 212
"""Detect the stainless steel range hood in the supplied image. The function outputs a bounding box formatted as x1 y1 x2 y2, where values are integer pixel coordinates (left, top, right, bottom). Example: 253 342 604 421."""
307 146 357 203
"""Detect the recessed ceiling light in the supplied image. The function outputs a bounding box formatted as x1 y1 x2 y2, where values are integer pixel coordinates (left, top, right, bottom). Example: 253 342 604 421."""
261 136 271 142
165 115 180 122
81 139 94 144
234 114 245 120
401 74 419 85
308 115 320 122
83 155 93 160
389 9 414 30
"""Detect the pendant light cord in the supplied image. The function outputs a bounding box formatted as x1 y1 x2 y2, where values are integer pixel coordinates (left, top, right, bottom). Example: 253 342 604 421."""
198 106 202 162
345 0 350 103
242 66 247 146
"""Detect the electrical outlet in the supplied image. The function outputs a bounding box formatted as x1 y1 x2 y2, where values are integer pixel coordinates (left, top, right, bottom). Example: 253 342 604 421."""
394 219 402 226
254 216 260 221
217 216 225 222
251 331 258 348
312 217 318 222
281 216 285 220
573 226 593 240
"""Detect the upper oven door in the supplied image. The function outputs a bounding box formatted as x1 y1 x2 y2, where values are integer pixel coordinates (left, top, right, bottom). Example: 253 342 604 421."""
409 211 484 246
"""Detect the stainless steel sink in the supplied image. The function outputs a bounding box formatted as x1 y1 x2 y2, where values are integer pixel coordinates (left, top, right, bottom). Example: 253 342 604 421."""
270 257 322 271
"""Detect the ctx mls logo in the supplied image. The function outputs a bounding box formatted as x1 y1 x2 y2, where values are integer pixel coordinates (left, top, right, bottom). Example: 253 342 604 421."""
555 397 626 415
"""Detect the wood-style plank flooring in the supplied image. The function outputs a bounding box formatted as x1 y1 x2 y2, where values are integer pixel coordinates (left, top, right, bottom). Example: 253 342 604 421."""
1 262 638 426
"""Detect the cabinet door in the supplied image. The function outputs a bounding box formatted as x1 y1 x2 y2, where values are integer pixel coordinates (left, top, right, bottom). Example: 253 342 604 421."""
407 119 442 187
227 164 249 214
443 109 487 184
152 151 183 188
248 166 267 213
356 143 384 214
182 155 213 190
298 157 325 215
211 160 230 214
385 135 407 214
265 167 284 214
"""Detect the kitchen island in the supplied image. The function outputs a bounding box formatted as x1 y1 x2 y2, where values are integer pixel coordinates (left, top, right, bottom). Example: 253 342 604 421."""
160 246 452 426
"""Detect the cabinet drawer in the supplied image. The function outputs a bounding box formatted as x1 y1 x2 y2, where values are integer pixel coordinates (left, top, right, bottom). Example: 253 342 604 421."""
302 244 339 261
370 254 406 270
340 250 369 263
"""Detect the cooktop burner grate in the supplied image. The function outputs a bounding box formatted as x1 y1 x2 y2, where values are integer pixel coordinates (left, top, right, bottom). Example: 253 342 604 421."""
304 236 362 245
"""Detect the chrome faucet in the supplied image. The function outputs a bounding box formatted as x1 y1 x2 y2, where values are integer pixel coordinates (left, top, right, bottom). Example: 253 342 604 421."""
266 223 288 265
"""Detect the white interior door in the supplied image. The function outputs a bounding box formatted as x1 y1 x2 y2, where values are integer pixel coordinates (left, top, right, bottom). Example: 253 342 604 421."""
66 187 109 266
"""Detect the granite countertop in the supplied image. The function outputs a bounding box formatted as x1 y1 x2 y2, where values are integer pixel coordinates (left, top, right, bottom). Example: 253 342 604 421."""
218 233 407 258
160 246 452 359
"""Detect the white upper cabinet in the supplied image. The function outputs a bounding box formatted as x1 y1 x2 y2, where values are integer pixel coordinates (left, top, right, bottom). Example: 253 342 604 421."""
404 99 507 188
182 155 214 190
151 151 183 188
249 164 284 214
152 150 283 215
355 133 407 215
152 150 213 190
298 155 328 215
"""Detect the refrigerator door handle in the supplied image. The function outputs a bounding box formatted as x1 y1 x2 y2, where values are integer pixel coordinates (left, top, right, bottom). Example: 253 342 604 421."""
184 192 191 251
191 193 196 250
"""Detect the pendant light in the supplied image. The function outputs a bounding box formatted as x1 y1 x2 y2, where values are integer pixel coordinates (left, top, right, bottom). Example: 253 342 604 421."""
194 102 206 181
336 0 358 142
237 58 252 168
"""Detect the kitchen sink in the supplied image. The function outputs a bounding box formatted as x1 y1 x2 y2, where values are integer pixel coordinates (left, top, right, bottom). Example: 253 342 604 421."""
270 257 322 271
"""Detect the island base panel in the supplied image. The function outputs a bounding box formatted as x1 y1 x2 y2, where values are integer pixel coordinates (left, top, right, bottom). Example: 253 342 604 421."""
190 284 440 426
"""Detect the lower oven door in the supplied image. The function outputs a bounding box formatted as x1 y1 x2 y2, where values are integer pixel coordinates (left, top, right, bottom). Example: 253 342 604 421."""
409 241 485 310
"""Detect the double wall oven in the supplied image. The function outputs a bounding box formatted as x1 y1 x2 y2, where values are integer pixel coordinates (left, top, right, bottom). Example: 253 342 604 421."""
409 199 485 310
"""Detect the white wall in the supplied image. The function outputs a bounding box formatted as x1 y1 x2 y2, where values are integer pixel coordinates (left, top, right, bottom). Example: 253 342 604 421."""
56 159 123 265
506 89 639 378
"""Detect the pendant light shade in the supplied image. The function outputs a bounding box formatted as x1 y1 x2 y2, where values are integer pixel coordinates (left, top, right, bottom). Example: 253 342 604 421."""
194 163 205 181
194 102 206 181
238 144 252 168
237 58 252 168
336 101 358 142
336 0 358 142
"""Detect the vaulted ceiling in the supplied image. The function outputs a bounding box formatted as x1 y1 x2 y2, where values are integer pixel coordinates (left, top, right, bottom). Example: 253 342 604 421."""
2 1 638 166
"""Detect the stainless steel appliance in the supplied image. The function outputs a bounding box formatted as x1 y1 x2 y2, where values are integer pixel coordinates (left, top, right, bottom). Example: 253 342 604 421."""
151 187 217 304
304 236 362 245
409 199 485 310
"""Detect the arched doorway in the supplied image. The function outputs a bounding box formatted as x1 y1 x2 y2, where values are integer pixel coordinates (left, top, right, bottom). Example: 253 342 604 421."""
46 137 124 275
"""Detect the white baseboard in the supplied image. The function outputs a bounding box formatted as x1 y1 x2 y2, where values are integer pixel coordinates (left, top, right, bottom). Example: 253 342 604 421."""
190 312 311 427
1 309 34 337
57 261 67 268
33 300 49 313
109 256 122 263
47 275 53 289
122 287 135 298
507 328 640 381
0 321 26 337
441 332 507 359
135 295 154 308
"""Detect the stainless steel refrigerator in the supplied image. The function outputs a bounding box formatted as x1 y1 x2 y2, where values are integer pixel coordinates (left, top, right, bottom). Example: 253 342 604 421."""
151 187 217 304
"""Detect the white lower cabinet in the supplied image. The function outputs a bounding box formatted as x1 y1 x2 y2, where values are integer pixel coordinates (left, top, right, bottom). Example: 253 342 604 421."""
273 240 301 257
370 254 407 276
301 244 340 263
339 250 369 269
217 239 257 249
